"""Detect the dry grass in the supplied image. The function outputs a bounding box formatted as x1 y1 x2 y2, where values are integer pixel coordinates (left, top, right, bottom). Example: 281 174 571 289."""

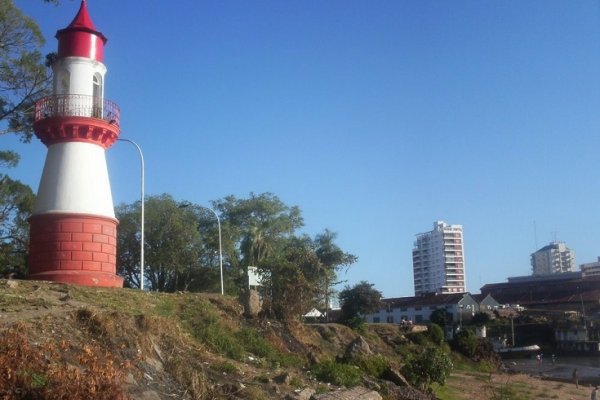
0 322 130 399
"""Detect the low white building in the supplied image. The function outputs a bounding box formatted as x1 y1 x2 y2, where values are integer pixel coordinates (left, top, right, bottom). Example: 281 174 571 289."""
364 292 481 324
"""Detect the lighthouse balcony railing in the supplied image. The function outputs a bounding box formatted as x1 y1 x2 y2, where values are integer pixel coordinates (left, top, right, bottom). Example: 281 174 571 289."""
35 94 120 126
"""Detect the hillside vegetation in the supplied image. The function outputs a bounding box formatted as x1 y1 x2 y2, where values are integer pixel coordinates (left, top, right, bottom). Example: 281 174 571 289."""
0 280 591 400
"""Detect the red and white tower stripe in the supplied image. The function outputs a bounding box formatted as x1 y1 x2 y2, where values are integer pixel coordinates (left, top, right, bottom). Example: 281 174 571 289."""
28 1 123 287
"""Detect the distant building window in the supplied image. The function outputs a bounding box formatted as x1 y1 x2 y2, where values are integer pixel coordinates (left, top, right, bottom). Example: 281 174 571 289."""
373 317 380 323
415 315 423 323
386 316 394 323
400 307 407 311
415 306 422 311
429 306 437 310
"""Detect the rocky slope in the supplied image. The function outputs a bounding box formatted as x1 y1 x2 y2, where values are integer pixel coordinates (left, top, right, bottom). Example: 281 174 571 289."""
0 279 434 400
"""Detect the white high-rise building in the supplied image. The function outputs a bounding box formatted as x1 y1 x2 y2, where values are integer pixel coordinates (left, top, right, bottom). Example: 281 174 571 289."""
412 221 466 296
531 242 575 276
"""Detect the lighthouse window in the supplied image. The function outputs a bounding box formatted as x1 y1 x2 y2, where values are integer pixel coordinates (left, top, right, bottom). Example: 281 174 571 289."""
93 73 103 118
58 71 69 94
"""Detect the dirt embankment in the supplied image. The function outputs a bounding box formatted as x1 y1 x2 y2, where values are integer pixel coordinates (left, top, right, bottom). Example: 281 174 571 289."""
0 280 431 399
0 279 593 400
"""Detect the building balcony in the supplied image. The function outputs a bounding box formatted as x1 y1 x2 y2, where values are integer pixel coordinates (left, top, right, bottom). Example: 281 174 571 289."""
35 94 120 126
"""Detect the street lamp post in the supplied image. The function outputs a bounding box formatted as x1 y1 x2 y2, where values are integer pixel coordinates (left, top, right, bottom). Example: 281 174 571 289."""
202 207 224 296
117 138 145 290
180 203 224 295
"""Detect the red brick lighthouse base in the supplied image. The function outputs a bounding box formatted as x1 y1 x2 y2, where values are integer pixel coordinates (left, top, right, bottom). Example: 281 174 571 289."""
29 214 122 287
28 1 124 287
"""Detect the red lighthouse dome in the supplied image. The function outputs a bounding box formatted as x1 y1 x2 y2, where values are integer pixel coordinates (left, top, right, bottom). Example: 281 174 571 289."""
56 0 107 62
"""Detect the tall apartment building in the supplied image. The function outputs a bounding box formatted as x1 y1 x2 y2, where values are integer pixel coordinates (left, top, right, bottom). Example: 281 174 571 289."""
530 242 575 276
412 221 466 296
581 257 600 277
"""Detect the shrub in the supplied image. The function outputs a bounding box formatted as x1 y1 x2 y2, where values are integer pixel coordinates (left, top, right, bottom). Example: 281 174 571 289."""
344 316 367 334
401 347 453 390
353 354 390 378
451 329 478 358
428 323 445 345
311 360 361 387
406 331 429 346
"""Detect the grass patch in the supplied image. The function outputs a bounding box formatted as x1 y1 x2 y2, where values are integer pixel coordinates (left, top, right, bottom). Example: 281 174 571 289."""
352 354 390 378
216 361 238 374
311 359 361 387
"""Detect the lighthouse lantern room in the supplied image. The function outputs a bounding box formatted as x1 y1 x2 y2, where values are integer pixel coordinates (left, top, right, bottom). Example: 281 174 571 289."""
29 0 123 287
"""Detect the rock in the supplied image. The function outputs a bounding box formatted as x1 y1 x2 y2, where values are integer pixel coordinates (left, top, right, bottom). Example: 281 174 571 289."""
6 280 18 289
134 391 161 400
124 373 137 385
382 367 411 387
379 381 435 400
308 351 320 365
242 289 261 317
274 372 291 384
344 336 372 359
285 387 316 400
313 387 382 400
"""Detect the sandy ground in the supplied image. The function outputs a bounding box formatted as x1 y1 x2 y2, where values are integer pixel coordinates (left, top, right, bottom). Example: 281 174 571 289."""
504 358 600 385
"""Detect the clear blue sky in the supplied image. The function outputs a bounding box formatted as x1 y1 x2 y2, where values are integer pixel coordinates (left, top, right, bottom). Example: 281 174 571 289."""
5 0 600 298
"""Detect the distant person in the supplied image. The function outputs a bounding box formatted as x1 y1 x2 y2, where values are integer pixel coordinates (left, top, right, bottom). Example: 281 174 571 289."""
591 385 599 400
572 368 579 388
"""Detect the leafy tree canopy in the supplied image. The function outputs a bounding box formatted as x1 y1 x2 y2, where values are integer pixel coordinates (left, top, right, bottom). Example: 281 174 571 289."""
0 152 35 276
339 281 382 321
259 235 323 320
430 308 453 327
116 194 202 291
471 312 491 327
401 347 453 390
115 192 356 323
0 0 51 141
212 192 303 292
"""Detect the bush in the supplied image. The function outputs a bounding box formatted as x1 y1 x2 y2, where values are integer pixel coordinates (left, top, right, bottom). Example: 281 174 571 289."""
406 331 429 346
344 316 367 334
401 347 453 390
451 329 478 358
311 360 361 387
428 323 445 345
353 354 390 378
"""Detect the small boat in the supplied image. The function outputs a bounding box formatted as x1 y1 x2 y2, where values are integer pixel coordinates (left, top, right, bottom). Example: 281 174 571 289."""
496 344 541 359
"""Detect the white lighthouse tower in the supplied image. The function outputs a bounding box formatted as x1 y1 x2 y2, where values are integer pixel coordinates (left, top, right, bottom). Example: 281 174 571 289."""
28 1 123 287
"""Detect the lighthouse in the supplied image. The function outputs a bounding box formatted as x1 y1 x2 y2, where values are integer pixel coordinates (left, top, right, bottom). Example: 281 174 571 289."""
28 1 123 287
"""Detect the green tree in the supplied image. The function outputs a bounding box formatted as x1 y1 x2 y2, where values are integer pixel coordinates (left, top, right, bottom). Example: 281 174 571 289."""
427 323 445 346
471 312 491 326
401 347 452 390
259 236 323 320
430 308 453 327
0 0 51 140
451 329 478 358
116 194 202 291
339 281 382 321
315 229 357 319
0 152 35 276
212 193 303 294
